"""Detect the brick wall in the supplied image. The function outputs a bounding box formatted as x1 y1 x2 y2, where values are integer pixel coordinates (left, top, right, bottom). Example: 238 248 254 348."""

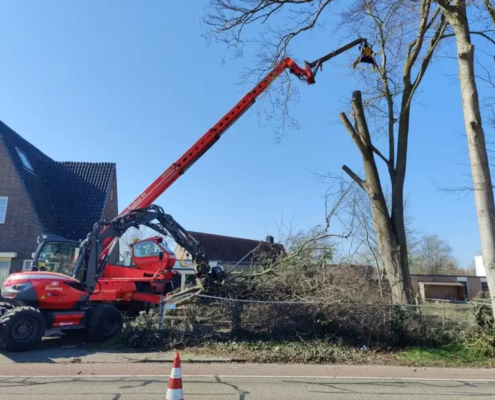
0 139 42 273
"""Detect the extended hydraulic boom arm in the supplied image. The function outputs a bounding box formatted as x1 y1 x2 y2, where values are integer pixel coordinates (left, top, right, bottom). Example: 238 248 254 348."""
92 38 370 268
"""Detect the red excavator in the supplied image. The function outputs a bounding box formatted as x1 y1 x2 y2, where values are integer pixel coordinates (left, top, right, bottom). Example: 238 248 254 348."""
0 38 374 351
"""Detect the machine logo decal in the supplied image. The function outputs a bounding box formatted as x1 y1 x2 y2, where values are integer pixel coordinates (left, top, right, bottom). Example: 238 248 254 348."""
45 282 63 291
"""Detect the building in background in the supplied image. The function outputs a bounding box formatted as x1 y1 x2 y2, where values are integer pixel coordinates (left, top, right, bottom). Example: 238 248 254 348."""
174 232 285 271
410 274 488 302
0 120 119 283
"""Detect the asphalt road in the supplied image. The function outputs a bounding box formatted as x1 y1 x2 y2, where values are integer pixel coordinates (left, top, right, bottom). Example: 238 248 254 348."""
1 375 495 399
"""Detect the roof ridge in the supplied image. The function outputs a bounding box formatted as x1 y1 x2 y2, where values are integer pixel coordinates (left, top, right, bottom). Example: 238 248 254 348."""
57 161 116 165
189 230 275 244
0 120 55 162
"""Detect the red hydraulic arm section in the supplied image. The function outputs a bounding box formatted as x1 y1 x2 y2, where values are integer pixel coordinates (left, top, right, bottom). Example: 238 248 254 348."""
99 37 369 261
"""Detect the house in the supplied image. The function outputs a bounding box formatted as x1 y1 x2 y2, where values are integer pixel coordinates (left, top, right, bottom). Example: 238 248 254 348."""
174 232 285 270
410 274 488 302
374 272 489 302
0 120 118 283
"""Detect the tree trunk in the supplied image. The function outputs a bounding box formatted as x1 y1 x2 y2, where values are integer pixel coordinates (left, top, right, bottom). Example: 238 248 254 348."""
371 194 411 304
341 91 413 304
390 199 412 302
439 0 495 316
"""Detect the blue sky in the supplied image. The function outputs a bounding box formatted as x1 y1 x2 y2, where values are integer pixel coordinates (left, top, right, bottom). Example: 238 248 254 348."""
0 1 491 269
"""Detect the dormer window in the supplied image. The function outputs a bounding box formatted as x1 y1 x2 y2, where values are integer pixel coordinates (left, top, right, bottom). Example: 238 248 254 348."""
16 147 35 174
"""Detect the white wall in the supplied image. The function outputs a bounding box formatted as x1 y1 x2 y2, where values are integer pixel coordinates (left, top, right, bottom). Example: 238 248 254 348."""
475 255 486 277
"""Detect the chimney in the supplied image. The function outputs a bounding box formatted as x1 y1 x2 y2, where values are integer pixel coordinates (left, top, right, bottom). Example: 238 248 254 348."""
266 235 274 244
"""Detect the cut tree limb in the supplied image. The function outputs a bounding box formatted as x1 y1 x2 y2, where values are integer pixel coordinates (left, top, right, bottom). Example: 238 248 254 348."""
342 165 366 191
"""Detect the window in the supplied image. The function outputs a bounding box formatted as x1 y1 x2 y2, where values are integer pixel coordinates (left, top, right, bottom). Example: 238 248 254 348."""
133 240 162 257
0 197 7 224
158 241 174 255
15 147 35 174
37 241 80 276
0 259 11 286
23 260 33 271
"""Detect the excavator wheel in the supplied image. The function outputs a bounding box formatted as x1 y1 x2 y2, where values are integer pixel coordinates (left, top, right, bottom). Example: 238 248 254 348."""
84 304 123 342
0 306 46 352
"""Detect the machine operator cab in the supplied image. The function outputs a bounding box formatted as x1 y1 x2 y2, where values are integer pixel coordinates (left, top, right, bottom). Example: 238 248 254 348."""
33 234 177 276
31 233 225 283
32 235 81 276
126 236 177 272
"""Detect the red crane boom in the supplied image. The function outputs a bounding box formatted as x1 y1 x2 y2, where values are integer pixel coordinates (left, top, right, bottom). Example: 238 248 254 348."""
100 37 369 260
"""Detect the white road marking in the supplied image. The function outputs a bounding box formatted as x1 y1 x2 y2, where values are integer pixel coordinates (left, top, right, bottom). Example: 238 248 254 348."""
1 375 495 382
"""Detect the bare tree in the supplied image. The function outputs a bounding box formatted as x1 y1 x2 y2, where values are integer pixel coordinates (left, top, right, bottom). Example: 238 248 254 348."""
409 233 460 275
203 1 448 304
339 91 408 303
433 0 495 317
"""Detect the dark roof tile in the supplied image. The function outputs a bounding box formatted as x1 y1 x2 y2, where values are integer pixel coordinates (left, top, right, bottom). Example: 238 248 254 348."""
188 231 285 263
41 161 115 240
0 120 116 241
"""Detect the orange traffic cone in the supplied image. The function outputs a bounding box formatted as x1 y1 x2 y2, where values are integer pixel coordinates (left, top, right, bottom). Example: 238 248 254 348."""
166 352 184 400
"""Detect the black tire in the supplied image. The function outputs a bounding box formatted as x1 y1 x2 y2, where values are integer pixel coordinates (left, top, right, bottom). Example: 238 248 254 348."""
0 301 15 318
85 304 123 342
0 306 46 352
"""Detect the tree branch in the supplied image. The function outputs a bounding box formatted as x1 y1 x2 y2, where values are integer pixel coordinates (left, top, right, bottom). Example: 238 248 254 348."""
351 91 374 149
204 0 336 62
441 31 495 47
274 0 334 59
339 112 368 155
409 16 448 101
404 0 435 79
434 0 454 11
371 144 391 167
342 165 367 191
366 1 396 174
485 0 495 27
248 230 344 277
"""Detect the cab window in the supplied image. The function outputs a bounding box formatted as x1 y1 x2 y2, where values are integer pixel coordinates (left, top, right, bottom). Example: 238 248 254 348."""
37 242 80 276
133 240 162 257
158 241 174 255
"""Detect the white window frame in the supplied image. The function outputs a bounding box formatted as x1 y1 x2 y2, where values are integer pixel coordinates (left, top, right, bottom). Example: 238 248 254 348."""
0 258 11 285
23 260 33 271
0 197 7 224
15 147 35 174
